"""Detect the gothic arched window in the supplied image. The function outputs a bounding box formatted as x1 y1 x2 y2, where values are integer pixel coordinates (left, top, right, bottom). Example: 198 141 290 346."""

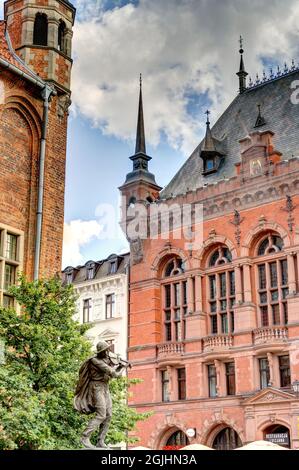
207 246 235 335
162 257 187 343
256 233 288 327
33 13 48 46
58 20 67 53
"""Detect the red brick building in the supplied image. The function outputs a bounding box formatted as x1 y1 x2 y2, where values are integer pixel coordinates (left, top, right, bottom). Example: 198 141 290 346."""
120 50 299 449
0 0 75 306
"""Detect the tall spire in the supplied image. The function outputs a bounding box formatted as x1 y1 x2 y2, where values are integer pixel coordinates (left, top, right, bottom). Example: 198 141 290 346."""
135 73 146 154
236 35 248 94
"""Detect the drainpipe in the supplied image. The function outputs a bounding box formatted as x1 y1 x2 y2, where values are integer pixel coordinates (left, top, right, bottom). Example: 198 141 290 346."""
33 84 53 280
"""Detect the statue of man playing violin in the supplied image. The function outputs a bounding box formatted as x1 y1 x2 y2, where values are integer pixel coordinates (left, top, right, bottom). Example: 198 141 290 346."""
74 340 130 449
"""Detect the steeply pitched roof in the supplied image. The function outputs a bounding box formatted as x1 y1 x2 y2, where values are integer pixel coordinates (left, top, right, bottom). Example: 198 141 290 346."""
161 70 299 198
0 20 45 83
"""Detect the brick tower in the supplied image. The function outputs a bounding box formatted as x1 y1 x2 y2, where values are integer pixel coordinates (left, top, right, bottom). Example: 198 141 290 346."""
0 0 75 305
4 0 75 92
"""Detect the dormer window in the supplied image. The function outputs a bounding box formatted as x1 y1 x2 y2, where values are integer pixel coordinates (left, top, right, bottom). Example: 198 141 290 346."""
109 261 117 274
200 110 225 176
85 261 96 280
64 267 74 285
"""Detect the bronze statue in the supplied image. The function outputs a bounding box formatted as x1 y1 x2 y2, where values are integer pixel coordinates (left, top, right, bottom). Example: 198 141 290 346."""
74 340 130 449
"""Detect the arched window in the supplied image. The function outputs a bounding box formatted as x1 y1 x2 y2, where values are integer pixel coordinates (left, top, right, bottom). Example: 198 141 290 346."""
257 234 283 256
162 257 187 343
206 245 235 335
128 196 136 208
33 13 48 46
58 20 67 53
256 233 288 327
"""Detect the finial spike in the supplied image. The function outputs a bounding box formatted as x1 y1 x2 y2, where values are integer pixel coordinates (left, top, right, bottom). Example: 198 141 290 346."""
135 73 146 155
205 109 210 125
237 34 248 93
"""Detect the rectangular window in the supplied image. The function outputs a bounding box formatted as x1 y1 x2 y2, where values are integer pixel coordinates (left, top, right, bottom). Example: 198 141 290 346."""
4 264 16 290
230 312 235 333
6 234 18 261
279 355 291 388
220 273 226 297
182 281 187 305
258 265 266 289
280 259 288 285
270 262 278 288
105 294 115 319
109 261 117 274
177 368 186 400
229 271 235 296
221 313 228 334
87 267 94 280
211 315 218 334
165 322 172 342
162 370 170 402
259 358 270 389
272 304 280 325
174 283 180 306
209 275 216 300
165 285 171 308
83 299 91 323
208 365 217 397
3 295 14 308
226 362 236 396
283 303 288 325
261 306 269 327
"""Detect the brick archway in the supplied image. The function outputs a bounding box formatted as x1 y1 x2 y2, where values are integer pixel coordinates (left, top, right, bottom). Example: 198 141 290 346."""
196 235 237 267
201 414 245 449
257 418 292 443
151 247 190 275
148 417 190 450
241 222 290 257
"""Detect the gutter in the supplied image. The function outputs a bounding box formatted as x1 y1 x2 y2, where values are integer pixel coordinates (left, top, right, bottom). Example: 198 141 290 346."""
0 56 56 280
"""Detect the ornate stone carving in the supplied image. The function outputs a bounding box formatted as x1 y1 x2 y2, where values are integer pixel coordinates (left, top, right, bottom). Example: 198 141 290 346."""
130 237 143 265
281 194 297 232
57 94 72 120
230 209 244 246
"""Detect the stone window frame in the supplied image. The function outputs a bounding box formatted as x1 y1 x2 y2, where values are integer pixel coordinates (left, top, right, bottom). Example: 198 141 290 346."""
0 223 24 308
205 245 235 336
254 233 289 328
82 298 92 323
161 257 188 343
105 293 116 319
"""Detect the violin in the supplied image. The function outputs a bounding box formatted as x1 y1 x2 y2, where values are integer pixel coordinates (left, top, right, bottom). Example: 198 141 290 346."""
107 351 132 370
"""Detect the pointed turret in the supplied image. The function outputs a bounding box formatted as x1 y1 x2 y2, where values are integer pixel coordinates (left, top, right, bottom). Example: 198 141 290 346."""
200 110 226 175
119 75 161 214
236 35 248 94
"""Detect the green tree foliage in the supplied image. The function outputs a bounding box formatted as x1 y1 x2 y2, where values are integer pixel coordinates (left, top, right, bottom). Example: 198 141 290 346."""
0 276 150 449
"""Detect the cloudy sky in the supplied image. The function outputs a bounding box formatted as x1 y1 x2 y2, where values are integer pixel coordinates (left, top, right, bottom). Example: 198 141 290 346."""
2 0 299 267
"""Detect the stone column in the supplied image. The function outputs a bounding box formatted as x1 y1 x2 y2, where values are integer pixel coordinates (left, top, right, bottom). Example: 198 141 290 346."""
195 274 203 312
267 352 274 387
243 264 252 303
187 276 194 314
235 265 243 303
287 254 297 295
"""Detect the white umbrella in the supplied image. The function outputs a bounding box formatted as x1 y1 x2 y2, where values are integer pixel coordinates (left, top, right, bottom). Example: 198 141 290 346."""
180 444 213 450
235 440 289 450
130 446 151 450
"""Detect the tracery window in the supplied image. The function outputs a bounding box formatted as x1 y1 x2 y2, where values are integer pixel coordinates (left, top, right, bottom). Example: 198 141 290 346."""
163 257 187 342
256 234 288 327
207 246 235 335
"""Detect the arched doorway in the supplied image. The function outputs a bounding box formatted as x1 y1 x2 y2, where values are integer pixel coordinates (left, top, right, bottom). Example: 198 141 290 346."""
212 427 242 450
162 430 190 450
263 425 290 448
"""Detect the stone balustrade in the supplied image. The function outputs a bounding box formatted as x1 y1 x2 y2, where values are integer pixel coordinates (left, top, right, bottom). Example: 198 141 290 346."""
157 341 185 358
202 334 233 352
253 326 288 344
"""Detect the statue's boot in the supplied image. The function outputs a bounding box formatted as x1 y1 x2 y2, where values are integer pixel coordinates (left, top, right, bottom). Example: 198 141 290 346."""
81 435 97 449
96 416 111 449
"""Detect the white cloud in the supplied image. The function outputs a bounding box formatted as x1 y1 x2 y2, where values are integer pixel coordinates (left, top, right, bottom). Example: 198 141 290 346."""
62 219 103 267
72 0 299 155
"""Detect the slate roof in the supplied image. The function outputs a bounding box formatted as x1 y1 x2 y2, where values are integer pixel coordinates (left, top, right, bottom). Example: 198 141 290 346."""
62 253 130 285
161 70 299 198
0 20 45 83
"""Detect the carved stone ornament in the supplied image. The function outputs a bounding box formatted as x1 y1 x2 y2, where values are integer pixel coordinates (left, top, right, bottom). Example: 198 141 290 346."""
57 94 72 120
130 237 143 265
